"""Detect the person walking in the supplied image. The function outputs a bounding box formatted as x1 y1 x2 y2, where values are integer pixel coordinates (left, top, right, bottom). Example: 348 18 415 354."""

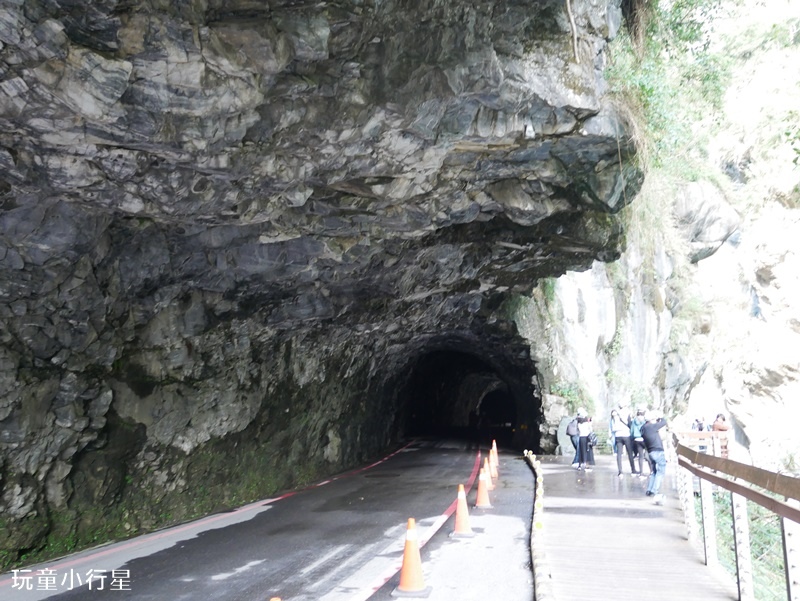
608 411 616 458
641 410 668 504
610 408 637 477
629 408 648 477
576 410 594 472
566 413 580 467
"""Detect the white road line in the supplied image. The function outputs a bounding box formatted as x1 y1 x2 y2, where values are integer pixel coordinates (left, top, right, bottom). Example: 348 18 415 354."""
299 544 351 577
313 517 446 601
308 545 379 592
310 532 404 595
210 559 265 581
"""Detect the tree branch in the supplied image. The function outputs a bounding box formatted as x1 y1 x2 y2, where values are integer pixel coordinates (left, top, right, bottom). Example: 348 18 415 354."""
565 0 580 63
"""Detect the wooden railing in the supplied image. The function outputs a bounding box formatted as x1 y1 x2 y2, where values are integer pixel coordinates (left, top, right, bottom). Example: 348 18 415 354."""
673 432 800 601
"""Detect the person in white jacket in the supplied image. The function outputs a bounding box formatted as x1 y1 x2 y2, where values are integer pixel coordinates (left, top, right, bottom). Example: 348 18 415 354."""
610 408 638 477
576 410 595 471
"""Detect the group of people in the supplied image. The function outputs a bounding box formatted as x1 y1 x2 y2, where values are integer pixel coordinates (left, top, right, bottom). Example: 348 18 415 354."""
566 405 669 504
565 408 595 471
693 413 731 433
692 413 731 455
609 406 649 477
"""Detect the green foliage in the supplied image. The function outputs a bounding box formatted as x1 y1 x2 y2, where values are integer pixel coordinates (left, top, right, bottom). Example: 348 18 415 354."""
550 381 593 415
629 387 653 410
501 294 527 322
540 278 557 304
781 451 800 475
607 0 732 170
604 261 629 292
604 369 653 409
603 329 623 359
785 112 800 167
736 17 800 53
655 0 725 54
606 36 678 164
694 491 787 600
668 287 707 349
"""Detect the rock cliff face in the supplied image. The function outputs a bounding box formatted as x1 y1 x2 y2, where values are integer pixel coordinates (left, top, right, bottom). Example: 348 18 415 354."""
518 0 800 471
0 0 639 565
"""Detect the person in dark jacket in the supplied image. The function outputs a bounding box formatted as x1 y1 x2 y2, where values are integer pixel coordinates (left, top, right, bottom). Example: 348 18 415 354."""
566 408 585 467
641 410 668 504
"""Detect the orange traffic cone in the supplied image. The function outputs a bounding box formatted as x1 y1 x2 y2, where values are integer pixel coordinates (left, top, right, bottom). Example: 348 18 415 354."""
392 518 432 597
475 468 493 509
450 484 474 538
491 441 499 468
483 457 495 490
489 451 498 480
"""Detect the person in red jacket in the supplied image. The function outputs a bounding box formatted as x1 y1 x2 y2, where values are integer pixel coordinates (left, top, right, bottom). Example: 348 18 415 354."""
712 413 732 457
712 413 731 431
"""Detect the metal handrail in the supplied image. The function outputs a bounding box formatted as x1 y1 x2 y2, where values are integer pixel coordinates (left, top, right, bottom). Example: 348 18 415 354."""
673 432 800 601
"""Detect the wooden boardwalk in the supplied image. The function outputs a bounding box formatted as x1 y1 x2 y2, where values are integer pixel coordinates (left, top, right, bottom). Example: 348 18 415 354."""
533 455 739 601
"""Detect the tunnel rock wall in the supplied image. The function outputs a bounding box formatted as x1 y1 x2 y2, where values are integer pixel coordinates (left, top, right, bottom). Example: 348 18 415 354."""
2 311 404 563
1 0 640 566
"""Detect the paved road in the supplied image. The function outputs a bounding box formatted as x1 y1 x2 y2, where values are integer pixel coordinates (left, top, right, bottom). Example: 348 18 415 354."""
369 450 535 601
1 440 489 601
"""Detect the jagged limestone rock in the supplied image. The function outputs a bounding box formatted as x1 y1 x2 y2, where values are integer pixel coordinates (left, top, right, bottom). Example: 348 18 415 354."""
0 0 640 566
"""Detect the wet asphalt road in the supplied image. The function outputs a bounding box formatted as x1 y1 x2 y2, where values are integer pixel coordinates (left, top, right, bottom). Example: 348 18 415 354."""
1 440 484 601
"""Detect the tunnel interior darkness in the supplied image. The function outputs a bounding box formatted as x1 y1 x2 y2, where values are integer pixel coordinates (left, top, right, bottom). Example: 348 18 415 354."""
398 349 523 448
478 389 517 441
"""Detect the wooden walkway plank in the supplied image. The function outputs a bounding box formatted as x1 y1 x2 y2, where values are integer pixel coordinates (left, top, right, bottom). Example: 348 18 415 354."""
534 455 739 601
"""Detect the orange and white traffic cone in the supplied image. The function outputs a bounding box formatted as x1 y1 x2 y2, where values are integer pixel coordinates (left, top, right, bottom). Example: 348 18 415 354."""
450 484 474 538
475 468 493 509
392 518 432 597
483 457 495 490
491 440 499 468
489 451 498 481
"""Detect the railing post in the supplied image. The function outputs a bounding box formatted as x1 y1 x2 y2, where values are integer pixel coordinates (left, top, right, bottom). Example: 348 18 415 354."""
731 492 754 600
783 499 800 601
700 477 718 566
678 463 698 541
672 434 698 543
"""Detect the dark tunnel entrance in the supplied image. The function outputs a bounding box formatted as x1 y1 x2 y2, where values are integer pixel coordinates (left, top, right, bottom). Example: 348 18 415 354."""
395 344 540 451
478 388 518 448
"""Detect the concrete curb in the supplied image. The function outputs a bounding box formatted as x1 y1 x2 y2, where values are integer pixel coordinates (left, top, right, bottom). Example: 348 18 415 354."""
524 452 554 601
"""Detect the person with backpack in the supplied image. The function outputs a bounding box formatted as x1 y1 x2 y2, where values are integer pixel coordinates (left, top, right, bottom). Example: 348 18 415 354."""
565 413 580 466
629 408 648 477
